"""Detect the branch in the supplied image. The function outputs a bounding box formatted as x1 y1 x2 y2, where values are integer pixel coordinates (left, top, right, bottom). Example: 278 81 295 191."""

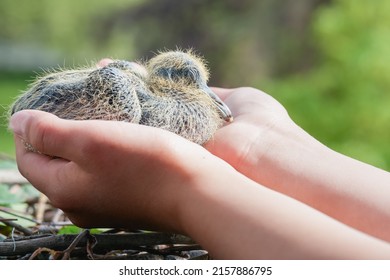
0 215 33 236
0 232 195 257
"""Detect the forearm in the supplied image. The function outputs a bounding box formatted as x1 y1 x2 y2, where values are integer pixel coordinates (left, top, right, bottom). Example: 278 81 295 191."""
177 159 390 259
242 121 390 242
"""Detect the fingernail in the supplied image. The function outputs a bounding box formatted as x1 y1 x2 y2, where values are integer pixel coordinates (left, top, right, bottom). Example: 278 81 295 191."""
9 110 30 137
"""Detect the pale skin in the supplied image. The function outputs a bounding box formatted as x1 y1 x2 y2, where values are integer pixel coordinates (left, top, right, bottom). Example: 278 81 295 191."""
8 63 390 259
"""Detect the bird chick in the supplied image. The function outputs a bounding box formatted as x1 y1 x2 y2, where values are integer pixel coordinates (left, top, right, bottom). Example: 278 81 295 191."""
11 50 233 145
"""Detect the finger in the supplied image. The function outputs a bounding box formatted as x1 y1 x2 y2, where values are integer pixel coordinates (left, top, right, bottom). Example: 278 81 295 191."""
9 110 86 161
13 133 72 196
210 87 235 101
97 58 114 67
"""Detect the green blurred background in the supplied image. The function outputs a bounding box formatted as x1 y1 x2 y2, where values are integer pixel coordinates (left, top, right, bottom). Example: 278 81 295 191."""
0 0 389 170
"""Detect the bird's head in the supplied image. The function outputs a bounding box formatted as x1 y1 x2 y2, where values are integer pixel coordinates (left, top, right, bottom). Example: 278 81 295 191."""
147 50 233 122
147 50 209 87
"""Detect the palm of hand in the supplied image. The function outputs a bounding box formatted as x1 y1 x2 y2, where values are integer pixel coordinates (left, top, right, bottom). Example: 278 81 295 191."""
205 87 292 175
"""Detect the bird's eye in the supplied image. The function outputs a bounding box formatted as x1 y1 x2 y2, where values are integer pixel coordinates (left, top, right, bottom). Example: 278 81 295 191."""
156 66 201 85
178 68 200 83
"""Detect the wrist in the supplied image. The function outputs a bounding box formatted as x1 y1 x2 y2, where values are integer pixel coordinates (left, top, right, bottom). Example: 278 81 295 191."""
142 140 238 234
174 154 238 235
244 119 390 242
237 117 324 190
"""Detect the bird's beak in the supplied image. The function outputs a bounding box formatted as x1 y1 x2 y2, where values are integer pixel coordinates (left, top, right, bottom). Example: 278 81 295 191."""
204 87 233 122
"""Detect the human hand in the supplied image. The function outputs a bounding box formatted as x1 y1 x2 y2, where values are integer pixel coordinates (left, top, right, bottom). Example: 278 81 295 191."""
204 87 307 188
206 88 390 243
9 110 222 231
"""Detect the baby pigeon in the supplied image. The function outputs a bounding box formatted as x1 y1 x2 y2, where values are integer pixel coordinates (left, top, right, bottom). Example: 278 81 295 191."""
11 50 233 144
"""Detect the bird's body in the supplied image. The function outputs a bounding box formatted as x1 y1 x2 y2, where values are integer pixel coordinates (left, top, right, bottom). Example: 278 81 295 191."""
11 50 232 144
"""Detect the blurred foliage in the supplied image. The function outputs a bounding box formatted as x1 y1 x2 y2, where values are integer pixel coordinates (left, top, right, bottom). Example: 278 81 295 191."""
57 225 102 235
94 0 325 85
265 0 390 169
0 0 389 170
0 72 31 155
0 0 142 61
0 183 39 206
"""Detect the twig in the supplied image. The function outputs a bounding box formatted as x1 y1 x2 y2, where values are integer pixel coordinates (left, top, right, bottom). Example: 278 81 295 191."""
29 247 56 260
60 229 90 260
0 232 195 257
86 231 98 260
0 218 17 222
0 215 33 236
0 206 38 224
36 194 48 223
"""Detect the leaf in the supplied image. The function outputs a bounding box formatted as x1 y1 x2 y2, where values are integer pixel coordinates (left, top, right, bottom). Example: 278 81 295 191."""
58 225 83 235
0 225 12 238
0 184 40 206
0 208 36 228
0 184 23 205
58 226 104 235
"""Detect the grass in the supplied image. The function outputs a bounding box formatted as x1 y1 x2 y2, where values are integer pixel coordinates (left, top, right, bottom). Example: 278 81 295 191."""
0 71 33 157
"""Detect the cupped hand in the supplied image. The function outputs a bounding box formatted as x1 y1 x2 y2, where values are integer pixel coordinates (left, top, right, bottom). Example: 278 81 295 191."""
205 87 299 186
9 110 217 231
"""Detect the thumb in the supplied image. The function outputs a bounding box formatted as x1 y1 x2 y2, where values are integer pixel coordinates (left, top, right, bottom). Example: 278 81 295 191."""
9 110 79 160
